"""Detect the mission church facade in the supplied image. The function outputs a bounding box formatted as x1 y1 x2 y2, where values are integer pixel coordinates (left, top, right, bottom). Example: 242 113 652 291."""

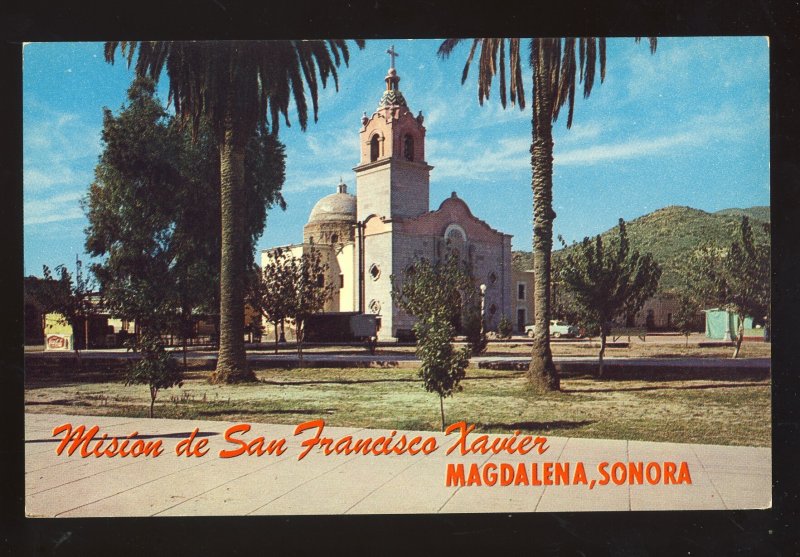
262 52 534 341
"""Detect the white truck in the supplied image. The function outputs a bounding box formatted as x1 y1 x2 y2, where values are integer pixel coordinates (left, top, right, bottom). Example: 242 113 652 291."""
525 320 580 338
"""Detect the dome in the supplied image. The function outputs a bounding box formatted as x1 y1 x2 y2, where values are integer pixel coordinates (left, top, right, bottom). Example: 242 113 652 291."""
378 88 407 109
308 183 357 223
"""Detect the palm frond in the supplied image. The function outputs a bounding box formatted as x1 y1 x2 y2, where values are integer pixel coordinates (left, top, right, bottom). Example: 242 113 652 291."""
584 37 596 98
462 39 480 85
104 39 364 140
437 38 464 59
498 39 507 107
510 38 525 108
599 38 606 82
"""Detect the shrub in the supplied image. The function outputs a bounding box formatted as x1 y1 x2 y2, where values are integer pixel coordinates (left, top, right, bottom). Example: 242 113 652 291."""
126 333 183 418
497 315 513 339
413 315 470 430
463 308 488 355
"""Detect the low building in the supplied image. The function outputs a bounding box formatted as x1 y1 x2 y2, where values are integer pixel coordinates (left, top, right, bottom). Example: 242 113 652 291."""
511 269 535 334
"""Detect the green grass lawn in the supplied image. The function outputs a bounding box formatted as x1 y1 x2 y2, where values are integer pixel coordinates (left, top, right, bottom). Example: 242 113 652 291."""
25 366 770 447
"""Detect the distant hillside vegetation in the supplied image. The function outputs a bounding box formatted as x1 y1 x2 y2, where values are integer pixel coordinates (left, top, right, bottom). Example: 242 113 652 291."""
512 205 770 293
714 206 770 222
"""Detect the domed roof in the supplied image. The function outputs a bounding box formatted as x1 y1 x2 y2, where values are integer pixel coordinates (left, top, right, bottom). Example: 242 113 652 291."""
378 89 407 109
378 67 408 109
308 183 356 223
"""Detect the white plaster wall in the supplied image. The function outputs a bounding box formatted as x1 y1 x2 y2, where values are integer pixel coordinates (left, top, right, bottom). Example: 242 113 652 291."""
363 231 394 340
390 161 430 219
356 162 392 220
336 243 356 312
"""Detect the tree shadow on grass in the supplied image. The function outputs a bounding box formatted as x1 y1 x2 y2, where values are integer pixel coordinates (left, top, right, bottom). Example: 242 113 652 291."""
259 378 416 386
25 399 94 406
563 381 770 394
477 420 595 433
197 408 326 418
27 431 219 443
258 374 519 387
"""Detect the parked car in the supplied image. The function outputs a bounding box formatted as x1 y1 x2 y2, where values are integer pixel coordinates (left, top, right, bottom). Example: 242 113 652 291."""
525 320 580 338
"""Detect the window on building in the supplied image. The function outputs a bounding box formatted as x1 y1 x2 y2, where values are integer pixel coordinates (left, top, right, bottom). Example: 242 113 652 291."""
339 274 344 289
517 283 526 301
489 304 497 315
369 264 381 280
316 274 325 288
488 272 497 285
403 134 414 161
331 233 339 244
370 135 380 162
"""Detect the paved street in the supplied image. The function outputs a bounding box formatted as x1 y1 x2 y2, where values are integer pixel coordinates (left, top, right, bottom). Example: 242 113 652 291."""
25 413 771 517
26 346 771 371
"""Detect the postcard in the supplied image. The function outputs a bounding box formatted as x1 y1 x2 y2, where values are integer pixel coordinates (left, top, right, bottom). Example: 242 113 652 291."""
23 38 771 517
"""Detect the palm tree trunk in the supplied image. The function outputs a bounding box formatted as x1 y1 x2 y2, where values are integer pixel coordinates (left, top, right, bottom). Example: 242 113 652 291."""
212 107 255 383
527 39 559 393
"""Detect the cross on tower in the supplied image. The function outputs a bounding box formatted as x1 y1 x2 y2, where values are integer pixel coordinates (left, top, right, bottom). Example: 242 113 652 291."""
386 45 399 69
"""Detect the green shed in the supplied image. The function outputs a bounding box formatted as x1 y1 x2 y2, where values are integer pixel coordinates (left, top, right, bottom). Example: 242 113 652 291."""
703 309 755 340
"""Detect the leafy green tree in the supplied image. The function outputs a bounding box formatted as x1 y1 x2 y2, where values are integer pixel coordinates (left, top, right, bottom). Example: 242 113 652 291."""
560 219 661 376
126 332 183 418
252 249 301 354
391 253 475 429
84 77 286 368
390 253 478 331
686 217 770 358
105 40 364 383
438 37 657 393
672 291 698 347
415 315 470 431
462 305 488 355
41 257 95 354
289 247 336 363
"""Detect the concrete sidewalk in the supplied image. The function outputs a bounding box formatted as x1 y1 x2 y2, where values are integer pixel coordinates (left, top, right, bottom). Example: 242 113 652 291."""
25 413 771 517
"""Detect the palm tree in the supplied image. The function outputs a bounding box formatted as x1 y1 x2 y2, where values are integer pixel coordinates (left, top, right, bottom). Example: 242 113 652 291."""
106 40 364 383
439 38 656 392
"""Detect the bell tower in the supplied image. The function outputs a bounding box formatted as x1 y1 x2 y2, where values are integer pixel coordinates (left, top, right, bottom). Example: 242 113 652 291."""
354 46 433 221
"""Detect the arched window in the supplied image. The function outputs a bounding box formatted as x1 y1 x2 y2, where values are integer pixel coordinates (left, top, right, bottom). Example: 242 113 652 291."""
403 134 414 161
370 135 380 162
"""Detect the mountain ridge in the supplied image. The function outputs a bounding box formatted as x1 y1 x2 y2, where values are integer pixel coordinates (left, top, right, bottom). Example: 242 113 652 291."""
512 205 770 293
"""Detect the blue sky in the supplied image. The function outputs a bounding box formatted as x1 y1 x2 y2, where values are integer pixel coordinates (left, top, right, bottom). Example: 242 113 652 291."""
23 38 769 277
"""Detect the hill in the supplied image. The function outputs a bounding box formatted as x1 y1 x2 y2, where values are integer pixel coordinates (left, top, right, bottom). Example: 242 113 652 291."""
714 206 770 222
512 205 770 293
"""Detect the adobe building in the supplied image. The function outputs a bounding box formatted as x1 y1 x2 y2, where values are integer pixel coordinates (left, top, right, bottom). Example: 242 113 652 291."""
262 53 514 341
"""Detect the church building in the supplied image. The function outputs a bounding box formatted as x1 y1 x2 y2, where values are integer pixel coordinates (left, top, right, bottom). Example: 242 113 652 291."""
262 51 516 341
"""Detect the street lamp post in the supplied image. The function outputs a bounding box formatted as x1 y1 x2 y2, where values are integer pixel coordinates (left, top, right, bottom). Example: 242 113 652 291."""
480 284 487 337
